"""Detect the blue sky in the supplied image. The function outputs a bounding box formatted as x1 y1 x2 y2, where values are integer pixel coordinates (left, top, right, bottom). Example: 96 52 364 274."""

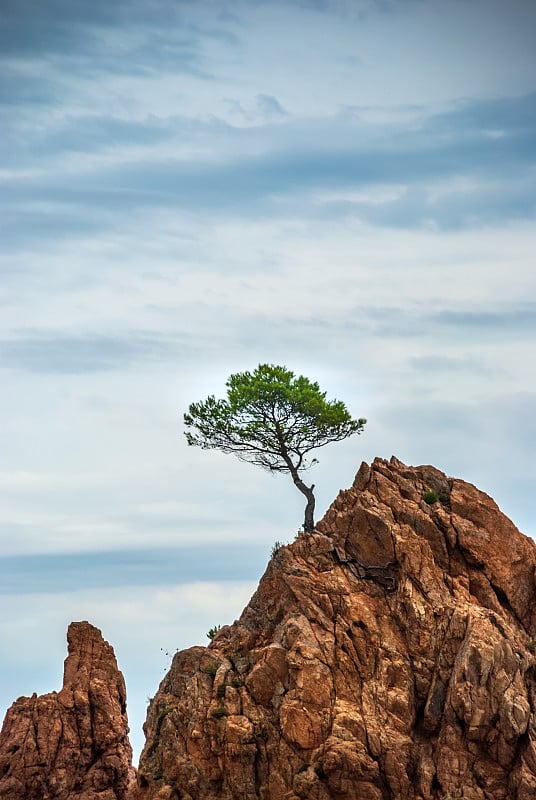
1 0 535 760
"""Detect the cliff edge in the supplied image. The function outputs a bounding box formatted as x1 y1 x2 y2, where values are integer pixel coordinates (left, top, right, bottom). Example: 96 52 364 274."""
132 456 536 800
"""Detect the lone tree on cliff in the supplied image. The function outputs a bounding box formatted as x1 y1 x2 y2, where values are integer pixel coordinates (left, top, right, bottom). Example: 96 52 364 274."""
183 364 366 532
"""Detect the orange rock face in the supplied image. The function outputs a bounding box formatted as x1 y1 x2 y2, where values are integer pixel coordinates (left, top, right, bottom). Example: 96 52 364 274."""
133 457 536 800
0 621 133 800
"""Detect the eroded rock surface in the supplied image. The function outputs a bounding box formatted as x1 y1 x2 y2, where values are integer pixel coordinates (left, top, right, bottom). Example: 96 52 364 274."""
0 621 133 800
133 457 536 800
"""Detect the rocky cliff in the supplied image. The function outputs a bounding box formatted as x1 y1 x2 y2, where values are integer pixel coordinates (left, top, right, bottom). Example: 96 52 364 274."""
2 458 536 800
132 457 536 800
0 621 133 800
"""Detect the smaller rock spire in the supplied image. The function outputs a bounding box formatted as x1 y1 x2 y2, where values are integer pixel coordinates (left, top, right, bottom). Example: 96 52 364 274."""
0 621 133 800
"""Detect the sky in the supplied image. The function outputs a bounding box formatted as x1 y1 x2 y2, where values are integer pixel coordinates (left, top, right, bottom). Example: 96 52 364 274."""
1 0 535 762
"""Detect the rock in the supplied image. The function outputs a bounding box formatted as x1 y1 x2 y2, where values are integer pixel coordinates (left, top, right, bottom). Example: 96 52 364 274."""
132 457 536 800
0 621 133 800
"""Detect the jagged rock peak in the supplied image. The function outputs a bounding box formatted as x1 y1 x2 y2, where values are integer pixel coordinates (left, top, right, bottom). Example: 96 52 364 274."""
0 620 133 800
133 456 536 800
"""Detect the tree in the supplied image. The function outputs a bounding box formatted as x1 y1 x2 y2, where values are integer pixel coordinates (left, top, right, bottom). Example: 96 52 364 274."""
183 364 366 533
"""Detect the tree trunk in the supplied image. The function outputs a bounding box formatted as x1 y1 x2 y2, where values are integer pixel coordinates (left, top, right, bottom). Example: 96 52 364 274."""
293 476 316 533
273 424 316 532
302 482 316 533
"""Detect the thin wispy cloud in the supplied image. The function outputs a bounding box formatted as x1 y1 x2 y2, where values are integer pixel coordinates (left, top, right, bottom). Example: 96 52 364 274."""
3 95 534 253
0 332 194 373
0 544 267 594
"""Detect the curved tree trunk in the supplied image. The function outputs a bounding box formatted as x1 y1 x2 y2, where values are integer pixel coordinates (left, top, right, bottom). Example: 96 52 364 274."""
292 476 316 533
274 423 316 532
302 482 316 533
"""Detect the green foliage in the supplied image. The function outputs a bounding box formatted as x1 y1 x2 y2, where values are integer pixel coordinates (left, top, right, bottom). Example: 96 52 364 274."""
201 662 218 677
271 540 285 557
184 363 366 474
184 364 366 532
423 488 450 505
206 625 221 641
423 489 439 505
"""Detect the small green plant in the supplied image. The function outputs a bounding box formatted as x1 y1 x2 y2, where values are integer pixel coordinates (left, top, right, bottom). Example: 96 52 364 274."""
206 625 221 641
230 677 243 688
271 540 284 557
423 489 439 505
201 662 218 677
153 768 164 780
216 683 227 699
210 706 228 718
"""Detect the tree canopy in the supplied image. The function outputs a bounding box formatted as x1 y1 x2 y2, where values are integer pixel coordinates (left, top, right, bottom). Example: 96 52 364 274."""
183 363 366 532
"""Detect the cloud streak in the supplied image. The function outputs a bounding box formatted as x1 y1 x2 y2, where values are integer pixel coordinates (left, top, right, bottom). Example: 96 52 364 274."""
0 544 267 594
3 94 534 253
0 332 195 373
2 302 535 374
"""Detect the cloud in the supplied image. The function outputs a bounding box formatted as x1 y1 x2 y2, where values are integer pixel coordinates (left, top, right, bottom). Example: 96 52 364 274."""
3 301 533 378
409 355 496 376
0 332 194 373
434 307 536 335
0 66 58 108
0 0 230 75
256 93 287 117
2 93 534 250
228 303 536 350
33 115 180 155
0 544 267 595
428 92 536 139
